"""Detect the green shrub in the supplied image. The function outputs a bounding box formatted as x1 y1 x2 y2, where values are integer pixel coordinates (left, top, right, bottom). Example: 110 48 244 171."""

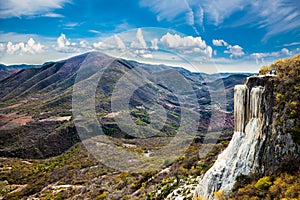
97 191 108 199
255 176 272 191
259 66 272 75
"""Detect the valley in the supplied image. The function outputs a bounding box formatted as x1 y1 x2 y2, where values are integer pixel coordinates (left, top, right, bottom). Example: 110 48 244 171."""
0 52 245 199
0 52 299 200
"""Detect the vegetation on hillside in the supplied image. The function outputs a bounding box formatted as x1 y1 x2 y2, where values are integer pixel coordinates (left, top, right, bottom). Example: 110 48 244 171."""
0 138 230 199
258 66 272 75
259 54 300 144
270 54 300 144
212 169 300 200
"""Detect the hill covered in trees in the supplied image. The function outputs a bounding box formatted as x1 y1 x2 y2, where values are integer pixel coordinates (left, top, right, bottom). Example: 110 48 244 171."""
259 54 300 144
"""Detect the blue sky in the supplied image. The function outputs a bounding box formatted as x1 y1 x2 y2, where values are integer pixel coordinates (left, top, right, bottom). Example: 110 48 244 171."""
0 0 299 73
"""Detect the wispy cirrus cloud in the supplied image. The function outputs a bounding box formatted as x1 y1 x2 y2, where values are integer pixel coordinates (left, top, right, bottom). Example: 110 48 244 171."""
89 30 101 34
140 0 300 39
42 13 64 18
64 22 80 28
247 0 300 40
140 0 188 22
283 42 300 47
0 0 70 18
139 0 203 34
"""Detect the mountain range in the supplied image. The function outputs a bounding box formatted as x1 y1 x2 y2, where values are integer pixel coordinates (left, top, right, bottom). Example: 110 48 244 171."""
0 52 249 159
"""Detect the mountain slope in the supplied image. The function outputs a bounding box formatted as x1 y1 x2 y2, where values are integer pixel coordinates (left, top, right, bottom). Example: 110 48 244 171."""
0 70 15 81
0 53 184 158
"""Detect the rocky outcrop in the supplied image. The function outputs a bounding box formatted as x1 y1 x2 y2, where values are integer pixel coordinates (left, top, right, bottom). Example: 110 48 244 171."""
194 75 300 199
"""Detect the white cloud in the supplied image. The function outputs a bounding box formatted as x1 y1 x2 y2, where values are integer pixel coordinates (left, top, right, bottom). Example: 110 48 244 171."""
5 38 44 55
42 13 64 18
0 0 70 18
91 34 126 51
57 34 70 49
251 53 266 64
195 6 204 26
141 53 153 59
130 28 147 49
79 40 88 48
250 50 285 64
281 48 291 56
133 49 153 59
212 39 245 58
56 33 79 53
213 50 217 56
212 39 228 47
203 46 213 58
93 42 106 50
283 42 300 47
151 38 159 50
25 38 44 53
251 52 278 64
160 32 212 57
224 45 245 58
89 30 101 34
113 22 133 33
0 43 5 52
160 33 205 49
183 0 201 34
113 35 126 49
185 4 195 26
64 22 80 28
6 42 19 55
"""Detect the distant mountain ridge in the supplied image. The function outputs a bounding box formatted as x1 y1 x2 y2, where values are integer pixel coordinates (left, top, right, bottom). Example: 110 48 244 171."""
0 58 254 82
0 63 44 81
0 63 41 71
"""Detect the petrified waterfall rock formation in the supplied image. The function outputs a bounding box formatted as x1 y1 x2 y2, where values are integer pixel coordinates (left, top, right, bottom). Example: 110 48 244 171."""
194 76 300 199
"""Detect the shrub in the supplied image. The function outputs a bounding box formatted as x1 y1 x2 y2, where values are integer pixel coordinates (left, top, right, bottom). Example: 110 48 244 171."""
97 191 108 199
254 176 272 191
259 66 272 75
214 190 228 200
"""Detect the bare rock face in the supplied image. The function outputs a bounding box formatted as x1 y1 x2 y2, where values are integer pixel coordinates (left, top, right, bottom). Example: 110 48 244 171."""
194 76 300 199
